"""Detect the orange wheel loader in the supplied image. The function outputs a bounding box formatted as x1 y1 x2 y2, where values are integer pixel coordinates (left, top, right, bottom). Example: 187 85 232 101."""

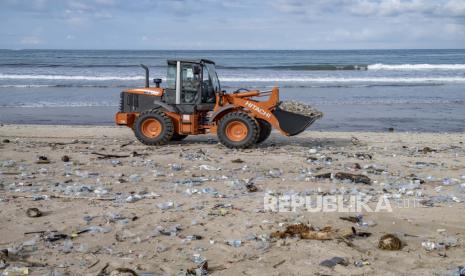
115 59 321 149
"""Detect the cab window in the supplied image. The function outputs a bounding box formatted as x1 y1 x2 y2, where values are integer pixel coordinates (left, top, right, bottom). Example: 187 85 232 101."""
181 64 200 103
166 64 176 89
205 63 220 93
202 66 215 103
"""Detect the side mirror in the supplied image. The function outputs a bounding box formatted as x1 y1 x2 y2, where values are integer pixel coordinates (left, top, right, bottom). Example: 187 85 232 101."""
153 78 162 88
193 65 201 75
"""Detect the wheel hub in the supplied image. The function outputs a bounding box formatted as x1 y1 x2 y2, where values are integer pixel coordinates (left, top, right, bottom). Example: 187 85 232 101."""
141 118 162 138
225 121 248 142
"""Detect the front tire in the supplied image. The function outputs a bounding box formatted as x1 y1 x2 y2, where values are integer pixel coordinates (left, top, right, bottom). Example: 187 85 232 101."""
134 110 174 145
217 112 259 149
256 119 272 144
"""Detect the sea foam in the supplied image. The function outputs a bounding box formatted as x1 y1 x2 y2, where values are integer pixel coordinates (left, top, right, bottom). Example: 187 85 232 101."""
368 64 465 70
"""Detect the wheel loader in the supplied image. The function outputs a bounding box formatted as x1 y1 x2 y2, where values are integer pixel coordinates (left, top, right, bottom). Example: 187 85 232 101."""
115 59 320 148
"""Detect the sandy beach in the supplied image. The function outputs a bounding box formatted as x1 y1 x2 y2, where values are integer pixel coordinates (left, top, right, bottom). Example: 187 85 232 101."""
1 124 465 275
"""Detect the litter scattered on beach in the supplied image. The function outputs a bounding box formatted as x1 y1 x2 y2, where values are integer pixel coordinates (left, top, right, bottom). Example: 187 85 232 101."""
0 124 464 275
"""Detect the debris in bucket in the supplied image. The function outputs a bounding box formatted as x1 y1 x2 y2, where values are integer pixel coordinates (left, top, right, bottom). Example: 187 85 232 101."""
279 100 323 118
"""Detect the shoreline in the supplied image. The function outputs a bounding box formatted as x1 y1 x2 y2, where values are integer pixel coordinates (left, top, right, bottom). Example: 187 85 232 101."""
2 103 465 133
2 84 465 133
1 124 465 138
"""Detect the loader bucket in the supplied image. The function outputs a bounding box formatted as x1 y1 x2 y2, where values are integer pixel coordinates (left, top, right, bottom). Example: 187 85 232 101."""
272 107 319 136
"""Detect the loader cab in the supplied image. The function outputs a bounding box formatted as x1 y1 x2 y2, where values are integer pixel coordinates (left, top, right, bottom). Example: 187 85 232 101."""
165 59 220 114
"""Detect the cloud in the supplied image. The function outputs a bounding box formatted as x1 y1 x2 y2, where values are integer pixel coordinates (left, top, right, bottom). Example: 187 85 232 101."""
271 0 465 18
0 0 464 49
445 22 465 35
20 36 41 45
442 0 465 16
349 0 430 16
347 0 465 17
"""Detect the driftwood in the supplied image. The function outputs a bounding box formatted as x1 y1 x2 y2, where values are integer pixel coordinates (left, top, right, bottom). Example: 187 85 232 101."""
9 194 115 201
91 151 147 159
91 152 130 159
335 172 371 185
24 230 57 235
273 260 286 269
97 263 138 276
120 141 134 148
87 259 100 269
314 172 372 185
271 224 334 240
49 194 115 201
48 140 79 146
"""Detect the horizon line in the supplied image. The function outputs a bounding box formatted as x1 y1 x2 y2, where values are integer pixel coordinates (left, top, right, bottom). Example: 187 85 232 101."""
1 48 465 51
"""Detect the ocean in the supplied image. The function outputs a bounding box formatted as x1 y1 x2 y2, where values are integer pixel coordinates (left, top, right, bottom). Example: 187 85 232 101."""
0 49 464 132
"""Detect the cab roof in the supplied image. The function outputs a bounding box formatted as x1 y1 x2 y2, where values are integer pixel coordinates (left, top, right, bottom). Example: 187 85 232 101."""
167 59 215 65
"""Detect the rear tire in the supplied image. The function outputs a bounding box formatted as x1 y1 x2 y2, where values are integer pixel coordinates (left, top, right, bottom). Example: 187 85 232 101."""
134 110 174 145
171 133 188 141
256 119 272 144
217 112 259 149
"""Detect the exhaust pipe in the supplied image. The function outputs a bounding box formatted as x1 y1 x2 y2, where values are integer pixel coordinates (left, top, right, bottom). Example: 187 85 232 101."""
140 64 149 88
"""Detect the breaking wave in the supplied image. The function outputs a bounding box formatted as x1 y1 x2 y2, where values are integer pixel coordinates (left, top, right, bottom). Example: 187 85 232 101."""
0 74 144 81
368 64 465 70
1 74 465 84
219 64 368 70
1 102 118 108
220 77 465 83
2 63 465 71
3 99 465 108
0 63 164 68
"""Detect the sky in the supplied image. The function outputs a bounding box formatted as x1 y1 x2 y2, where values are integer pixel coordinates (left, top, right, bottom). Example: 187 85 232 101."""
0 0 465 50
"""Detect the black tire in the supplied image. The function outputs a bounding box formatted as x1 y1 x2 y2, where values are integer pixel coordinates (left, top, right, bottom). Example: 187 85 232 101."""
171 133 188 141
256 119 272 144
134 110 174 145
217 112 259 149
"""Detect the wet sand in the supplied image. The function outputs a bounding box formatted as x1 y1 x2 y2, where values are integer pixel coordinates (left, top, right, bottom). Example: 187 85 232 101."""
0 124 465 275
